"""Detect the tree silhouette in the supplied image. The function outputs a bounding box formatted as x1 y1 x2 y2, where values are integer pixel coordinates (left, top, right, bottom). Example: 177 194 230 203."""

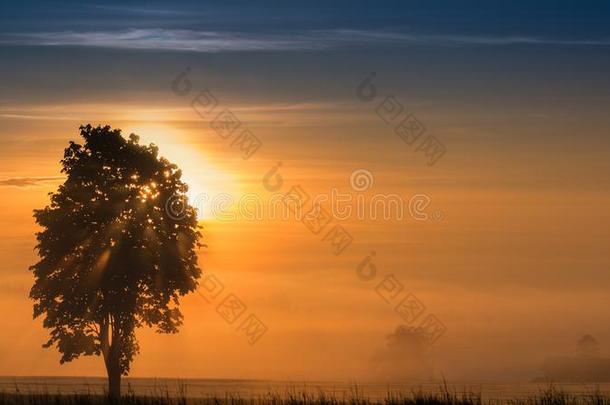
578 335 600 358
30 125 202 398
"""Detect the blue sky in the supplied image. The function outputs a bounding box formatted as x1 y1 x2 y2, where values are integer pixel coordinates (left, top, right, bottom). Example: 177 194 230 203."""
2 1 610 49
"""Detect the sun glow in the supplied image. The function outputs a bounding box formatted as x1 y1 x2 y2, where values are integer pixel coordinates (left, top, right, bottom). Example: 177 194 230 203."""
124 124 240 221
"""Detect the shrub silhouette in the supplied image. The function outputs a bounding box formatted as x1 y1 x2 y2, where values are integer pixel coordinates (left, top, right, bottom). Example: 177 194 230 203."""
30 124 202 398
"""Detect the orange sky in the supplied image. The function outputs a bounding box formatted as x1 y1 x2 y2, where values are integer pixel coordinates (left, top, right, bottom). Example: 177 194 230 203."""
1 88 610 382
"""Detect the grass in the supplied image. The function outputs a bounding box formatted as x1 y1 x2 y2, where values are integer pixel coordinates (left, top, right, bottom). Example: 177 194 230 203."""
1 384 610 405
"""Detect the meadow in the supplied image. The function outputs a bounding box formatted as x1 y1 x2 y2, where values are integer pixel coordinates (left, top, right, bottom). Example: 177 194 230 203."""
2 385 610 405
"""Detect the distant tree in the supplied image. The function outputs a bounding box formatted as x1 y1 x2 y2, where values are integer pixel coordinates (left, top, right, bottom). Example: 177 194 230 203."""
386 325 430 359
371 325 433 381
578 335 600 358
30 125 202 398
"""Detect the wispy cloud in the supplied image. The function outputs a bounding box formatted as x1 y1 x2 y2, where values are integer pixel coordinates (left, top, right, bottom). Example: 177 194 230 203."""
89 4 195 17
0 101 356 124
0 29 321 52
1 28 610 52
0 177 64 188
0 113 78 121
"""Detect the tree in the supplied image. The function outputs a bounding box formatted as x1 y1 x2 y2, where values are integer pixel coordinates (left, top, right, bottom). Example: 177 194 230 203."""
371 325 433 381
30 125 202 398
578 335 600 358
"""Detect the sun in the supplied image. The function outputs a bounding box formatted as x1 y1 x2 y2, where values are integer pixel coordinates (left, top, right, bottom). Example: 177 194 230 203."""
123 124 240 221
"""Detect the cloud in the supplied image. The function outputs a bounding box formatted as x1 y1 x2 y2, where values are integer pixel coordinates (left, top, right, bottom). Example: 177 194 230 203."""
89 4 194 16
0 29 322 52
0 113 77 121
0 176 64 188
1 29 610 53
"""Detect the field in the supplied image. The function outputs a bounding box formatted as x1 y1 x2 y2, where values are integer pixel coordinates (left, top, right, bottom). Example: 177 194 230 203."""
2 385 610 405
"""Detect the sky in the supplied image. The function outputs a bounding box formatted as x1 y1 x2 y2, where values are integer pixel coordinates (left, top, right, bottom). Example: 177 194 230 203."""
1 0 610 383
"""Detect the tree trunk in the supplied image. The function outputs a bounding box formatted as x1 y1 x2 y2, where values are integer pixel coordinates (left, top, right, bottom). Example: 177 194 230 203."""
107 365 121 400
100 317 121 399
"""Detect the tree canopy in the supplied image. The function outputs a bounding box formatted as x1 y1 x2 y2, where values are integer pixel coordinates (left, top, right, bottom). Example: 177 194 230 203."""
30 124 202 396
